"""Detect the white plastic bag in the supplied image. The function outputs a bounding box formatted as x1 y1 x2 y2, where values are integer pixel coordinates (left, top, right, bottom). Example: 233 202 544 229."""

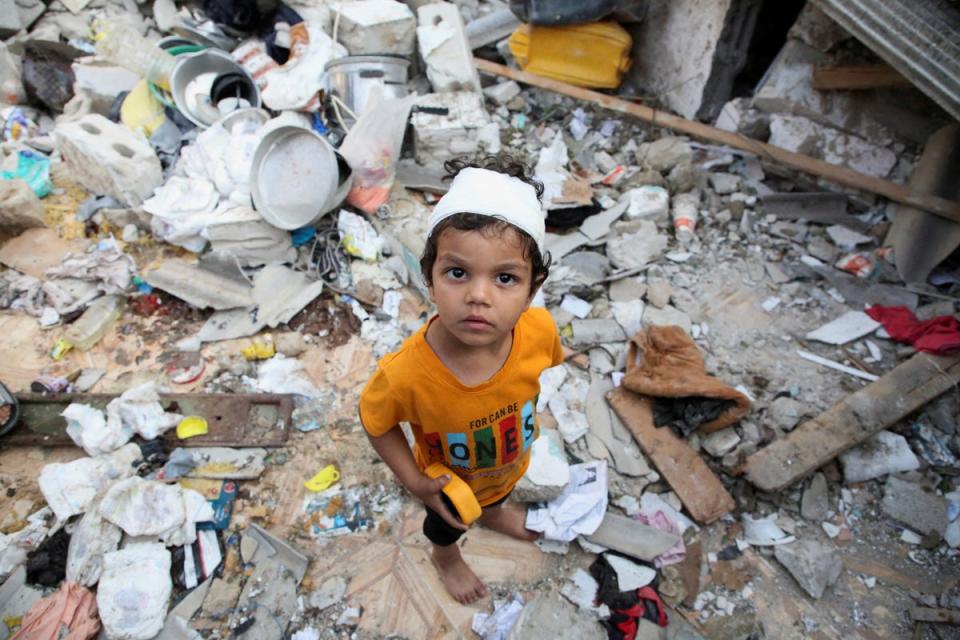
97 543 172 640
339 87 417 214
38 443 140 521
64 403 132 457
65 497 122 586
99 477 185 537
256 354 321 398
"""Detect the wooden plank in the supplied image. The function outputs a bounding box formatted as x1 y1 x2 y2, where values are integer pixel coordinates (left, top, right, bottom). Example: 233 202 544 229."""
910 608 960 625
1 392 293 447
742 353 960 492
474 58 960 224
813 65 913 91
585 511 681 561
607 388 734 524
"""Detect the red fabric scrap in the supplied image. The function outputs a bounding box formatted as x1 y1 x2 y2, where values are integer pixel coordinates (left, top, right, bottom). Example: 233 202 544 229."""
866 305 960 355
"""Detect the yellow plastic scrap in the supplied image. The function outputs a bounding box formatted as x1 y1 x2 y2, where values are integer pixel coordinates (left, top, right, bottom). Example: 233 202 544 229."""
304 464 340 492
3 616 21 630
177 415 208 439
120 80 166 137
241 336 275 361
50 338 72 361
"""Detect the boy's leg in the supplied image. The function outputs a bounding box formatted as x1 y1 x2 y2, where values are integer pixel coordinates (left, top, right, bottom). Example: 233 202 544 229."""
423 505 488 605
478 495 539 542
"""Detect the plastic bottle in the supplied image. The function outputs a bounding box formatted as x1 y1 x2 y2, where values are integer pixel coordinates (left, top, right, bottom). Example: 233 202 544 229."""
671 191 700 245
63 295 126 351
95 23 177 89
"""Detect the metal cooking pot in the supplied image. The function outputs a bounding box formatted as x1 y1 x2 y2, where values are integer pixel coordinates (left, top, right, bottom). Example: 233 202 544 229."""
250 125 353 230
324 55 410 122
170 49 260 128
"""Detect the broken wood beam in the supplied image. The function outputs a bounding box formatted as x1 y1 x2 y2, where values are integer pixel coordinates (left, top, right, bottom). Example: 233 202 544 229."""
607 388 734 524
742 353 960 492
812 65 913 91
474 58 960 224
910 608 960 625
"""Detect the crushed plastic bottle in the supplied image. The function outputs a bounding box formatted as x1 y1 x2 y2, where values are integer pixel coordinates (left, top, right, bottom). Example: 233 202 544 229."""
94 22 177 90
63 295 126 351
671 192 700 245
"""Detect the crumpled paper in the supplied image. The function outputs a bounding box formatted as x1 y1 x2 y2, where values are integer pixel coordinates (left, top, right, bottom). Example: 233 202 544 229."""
525 460 608 542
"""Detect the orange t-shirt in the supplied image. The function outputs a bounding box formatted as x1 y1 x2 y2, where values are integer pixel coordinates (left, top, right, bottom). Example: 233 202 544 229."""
359 307 564 506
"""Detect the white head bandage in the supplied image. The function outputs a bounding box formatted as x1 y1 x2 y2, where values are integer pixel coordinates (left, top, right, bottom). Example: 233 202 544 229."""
426 167 545 252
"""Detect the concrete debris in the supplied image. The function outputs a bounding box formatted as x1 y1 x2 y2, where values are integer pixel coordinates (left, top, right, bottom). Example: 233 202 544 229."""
332 1 416 57
774 540 843 599
701 428 741 458
805 311 881 345
637 137 694 172
515 428 570 502
605 222 667 270
800 473 831 522
0 179 44 233
411 91 491 167
509 593 605 639
308 576 347 611
839 430 921 483
881 476 949 537
585 512 681 562
417 3 480 93
560 569 610 618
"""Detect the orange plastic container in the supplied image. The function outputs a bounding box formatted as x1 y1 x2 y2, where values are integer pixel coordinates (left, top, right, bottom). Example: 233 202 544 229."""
508 21 632 89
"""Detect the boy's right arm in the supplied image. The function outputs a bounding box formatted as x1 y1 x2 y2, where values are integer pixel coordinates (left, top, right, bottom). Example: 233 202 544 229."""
366 426 468 532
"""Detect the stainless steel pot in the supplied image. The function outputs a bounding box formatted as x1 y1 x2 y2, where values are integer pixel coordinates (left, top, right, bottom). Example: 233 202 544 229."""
324 55 410 122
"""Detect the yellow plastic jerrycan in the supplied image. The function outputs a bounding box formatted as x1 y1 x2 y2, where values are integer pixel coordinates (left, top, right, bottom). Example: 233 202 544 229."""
508 21 633 89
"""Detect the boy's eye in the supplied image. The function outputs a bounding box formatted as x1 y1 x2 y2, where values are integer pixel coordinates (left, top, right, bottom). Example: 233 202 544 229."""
447 267 466 279
497 273 516 285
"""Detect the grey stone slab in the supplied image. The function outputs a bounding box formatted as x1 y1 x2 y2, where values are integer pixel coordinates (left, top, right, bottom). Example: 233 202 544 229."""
585 512 680 562
881 476 949 536
774 539 842 599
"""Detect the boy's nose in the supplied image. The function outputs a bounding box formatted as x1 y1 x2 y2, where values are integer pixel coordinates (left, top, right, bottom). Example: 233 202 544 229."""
465 279 491 305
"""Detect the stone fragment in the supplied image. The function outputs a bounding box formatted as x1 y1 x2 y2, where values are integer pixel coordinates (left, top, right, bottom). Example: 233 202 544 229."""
766 397 805 431
411 92 490 167
768 113 896 178
569 319 627 348
645 279 673 309
0 42 24 104
608 277 646 303
637 137 693 172
708 172 741 195
788 3 850 52
0 179 44 233
702 428 741 458
665 162 702 194
642 305 693 334
800 472 830 522
514 428 570 502
774 539 842 599
606 220 667 270
483 80 520 105
715 97 770 140
308 576 347 611
510 593 605 638
881 476 949 537
807 237 839 263
625 185 670 220
202 578 242 617
54 114 162 206
332 0 416 56
417 3 480 93
274 332 307 357
624 169 667 189
839 431 921 483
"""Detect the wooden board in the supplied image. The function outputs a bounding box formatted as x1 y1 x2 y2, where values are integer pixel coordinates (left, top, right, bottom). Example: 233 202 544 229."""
910 608 960 624
1 392 293 447
474 58 960 224
607 388 734 524
742 353 960 492
813 65 912 91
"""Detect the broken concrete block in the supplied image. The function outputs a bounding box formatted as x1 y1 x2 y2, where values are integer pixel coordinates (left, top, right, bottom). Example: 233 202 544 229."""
569 318 627 348
308 575 347 611
800 472 831 522
201 577 241 618
805 311 881 346
0 179 44 233
768 114 896 179
708 172 741 195
0 42 24 104
788 2 850 52
72 62 140 111
411 91 490 167
510 593 605 639
637 137 693 172
606 220 667 270
332 0 416 56
840 430 921 484
515 428 570 502
774 539 842 599
715 97 770 140
645 279 673 309
417 3 480 93
766 396 805 432
702 428 741 458
881 476 949 537
609 277 646 303
625 185 670 220
274 331 307 357
483 79 520 105
54 114 163 206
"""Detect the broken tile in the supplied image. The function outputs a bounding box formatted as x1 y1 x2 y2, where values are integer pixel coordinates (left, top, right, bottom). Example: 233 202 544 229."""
839 430 920 483
774 540 843 599
805 311 881 345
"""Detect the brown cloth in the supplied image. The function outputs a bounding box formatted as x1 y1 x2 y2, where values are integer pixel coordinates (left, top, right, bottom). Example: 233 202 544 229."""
11 581 100 640
622 325 751 435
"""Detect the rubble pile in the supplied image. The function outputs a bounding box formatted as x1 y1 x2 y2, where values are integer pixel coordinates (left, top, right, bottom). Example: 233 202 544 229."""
0 0 955 639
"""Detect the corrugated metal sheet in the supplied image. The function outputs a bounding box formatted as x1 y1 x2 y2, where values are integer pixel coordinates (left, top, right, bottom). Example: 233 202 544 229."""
813 0 960 121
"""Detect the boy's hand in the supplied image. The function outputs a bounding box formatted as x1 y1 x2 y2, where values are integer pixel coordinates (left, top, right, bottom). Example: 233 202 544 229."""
411 474 468 532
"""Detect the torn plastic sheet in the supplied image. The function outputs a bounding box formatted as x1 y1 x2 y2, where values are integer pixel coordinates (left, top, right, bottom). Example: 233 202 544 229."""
179 122 261 199
526 461 608 542
97 543 172 640
63 383 182 456
472 594 525 640
65 496 121 587
256 354 321 398
261 26 347 111
144 177 220 253
338 209 382 261
535 135 570 209
38 444 140 521
45 238 135 296
0 508 57 582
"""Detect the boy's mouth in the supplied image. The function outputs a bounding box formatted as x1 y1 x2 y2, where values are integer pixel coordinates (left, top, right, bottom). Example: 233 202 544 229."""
462 315 493 329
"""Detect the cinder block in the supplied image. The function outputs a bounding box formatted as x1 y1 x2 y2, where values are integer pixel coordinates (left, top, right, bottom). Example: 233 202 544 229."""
416 3 481 93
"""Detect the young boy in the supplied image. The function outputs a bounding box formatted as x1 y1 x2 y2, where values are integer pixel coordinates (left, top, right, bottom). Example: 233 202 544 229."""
359 156 563 604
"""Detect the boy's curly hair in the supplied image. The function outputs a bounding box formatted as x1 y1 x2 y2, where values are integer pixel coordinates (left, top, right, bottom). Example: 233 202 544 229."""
420 154 551 295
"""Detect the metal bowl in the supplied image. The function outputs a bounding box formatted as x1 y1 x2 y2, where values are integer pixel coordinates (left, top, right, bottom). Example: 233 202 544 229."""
170 49 260 128
250 125 353 230
217 107 271 135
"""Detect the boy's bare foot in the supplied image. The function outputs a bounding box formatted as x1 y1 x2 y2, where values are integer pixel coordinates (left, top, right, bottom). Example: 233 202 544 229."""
479 501 539 541
432 544 488 605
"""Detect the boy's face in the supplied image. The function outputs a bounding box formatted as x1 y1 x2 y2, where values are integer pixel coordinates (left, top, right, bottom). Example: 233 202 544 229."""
427 226 536 350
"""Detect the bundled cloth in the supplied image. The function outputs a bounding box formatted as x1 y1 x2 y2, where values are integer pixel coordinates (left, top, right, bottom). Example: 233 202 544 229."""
866 305 960 355
11 581 100 640
621 326 751 436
